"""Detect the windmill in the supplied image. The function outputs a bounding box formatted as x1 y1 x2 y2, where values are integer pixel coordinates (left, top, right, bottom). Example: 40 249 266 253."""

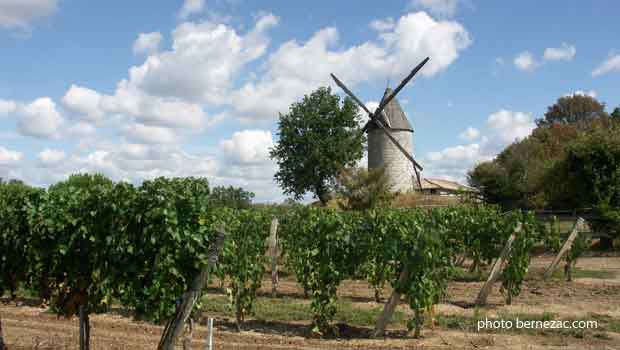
330 57 429 191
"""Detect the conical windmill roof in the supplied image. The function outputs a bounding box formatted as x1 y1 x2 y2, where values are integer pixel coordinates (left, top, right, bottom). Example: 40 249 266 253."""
368 87 414 132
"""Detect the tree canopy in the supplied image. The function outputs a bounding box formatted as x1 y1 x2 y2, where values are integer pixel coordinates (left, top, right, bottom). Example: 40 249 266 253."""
209 185 254 209
536 94 608 127
270 86 365 205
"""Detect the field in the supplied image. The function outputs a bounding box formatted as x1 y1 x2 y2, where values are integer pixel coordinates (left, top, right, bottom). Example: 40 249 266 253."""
2 254 619 350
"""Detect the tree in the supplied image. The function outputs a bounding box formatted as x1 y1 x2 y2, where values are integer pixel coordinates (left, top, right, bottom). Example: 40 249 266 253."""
612 107 620 119
537 95 608 127
270 87 365 205
209 186 254 209
335 167 395 210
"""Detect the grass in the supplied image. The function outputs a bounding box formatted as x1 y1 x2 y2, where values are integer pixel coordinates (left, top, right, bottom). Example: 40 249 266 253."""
551 267 617 280
201 293 407 327
450 267 486 282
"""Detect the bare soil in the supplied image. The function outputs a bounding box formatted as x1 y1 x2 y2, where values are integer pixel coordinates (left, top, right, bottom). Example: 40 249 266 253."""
2 255 619 349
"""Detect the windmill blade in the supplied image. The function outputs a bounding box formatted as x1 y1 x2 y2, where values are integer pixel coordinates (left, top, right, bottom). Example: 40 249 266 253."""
373 116 423 171
374 57 430 118
413 165 422 190
330 73 373 116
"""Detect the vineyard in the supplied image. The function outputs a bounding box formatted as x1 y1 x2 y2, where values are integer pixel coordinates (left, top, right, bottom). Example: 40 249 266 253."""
1 175 618 349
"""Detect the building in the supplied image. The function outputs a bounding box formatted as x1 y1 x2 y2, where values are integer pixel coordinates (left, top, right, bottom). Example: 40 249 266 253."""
417 178 478 196
367 88 416 193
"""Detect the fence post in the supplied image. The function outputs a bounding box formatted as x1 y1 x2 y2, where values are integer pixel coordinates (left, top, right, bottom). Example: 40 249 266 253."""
0 315 6 350
268 218 280 297
475 223 521 306
373 266 409 337
79 304 90 350
205 317 213 350
543 218 584 280
158 228 227 350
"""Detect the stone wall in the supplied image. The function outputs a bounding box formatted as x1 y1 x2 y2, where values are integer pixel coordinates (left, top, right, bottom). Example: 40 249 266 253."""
368 128 415 193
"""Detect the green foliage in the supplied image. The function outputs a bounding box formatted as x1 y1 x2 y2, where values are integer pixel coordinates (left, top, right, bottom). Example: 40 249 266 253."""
270 86 365 205
209 186 254 209
612 107 620 120
0 181 43 298
335 167 396 211
537 94 609 127
115 177 214 322
563 125 620 243
500 212 538 304
214 208 272 327
26 174 116 316
280 207 362 335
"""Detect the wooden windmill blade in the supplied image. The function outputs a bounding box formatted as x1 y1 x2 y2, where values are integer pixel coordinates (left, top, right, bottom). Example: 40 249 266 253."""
330 71 424 189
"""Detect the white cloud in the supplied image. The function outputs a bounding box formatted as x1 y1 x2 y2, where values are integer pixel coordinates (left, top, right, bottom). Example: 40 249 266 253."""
592 55 620 77
424 109 535 182
179 0 206 19
0 146 22 164
233 12 470 121
62 85 104 121
0 99 17 115
0 0 58 29
543 43 576 61
16 97 64 139
409 0 460 17
38 148 65 166
133 32 163 55
564 90 597 98
514 51 536 71
220 130 274 164
370 18 395 32
495 57 504 65
129 14 278 105
122 123 179 144
458 126 479 141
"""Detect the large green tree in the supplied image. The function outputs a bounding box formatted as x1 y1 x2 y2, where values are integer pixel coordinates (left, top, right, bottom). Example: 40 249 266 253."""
209 185 254 209
270 87 365 205
536 94 608 126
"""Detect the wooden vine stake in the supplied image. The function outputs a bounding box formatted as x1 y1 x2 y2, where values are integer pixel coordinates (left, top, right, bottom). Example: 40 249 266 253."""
0 315 7 350
267 218 280 297
158 228 227 350
79 304 90 350
475 223 522 306
543 217 584 280
373 266 410 337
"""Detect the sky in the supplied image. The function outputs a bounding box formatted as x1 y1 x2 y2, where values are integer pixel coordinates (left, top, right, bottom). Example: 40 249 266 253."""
0 0 619 202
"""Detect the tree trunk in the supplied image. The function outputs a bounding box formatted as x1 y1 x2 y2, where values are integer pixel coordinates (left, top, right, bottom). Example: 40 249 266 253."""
413 309 423 338
374 288 381 303
564 262 572 282
235 289 243 332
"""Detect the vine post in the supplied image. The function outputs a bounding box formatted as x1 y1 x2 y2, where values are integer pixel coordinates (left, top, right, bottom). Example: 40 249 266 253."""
268 218 280 297
79 305 90 350
373 266 409 337
158 228 227 350
0 315 6 350
475 223 521 306
543 218 584 280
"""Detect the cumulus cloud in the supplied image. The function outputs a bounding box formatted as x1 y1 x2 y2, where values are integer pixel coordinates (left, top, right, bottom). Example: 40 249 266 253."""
514 51 536 71
564 90 597 98
409 0 460 17
133 32 163 55
0 146 22 164
38 148 65 166
233 12 471 120
0 100 17 115
129 14 278 105
16 97 64 139
62 85 104 121
179 0 206 19
220 130 274 164
370 18 395 32
543 43 576 61
0 0 58 29
458 126 479 141
592 55 620 77
122 123 179 144
424 109 535 182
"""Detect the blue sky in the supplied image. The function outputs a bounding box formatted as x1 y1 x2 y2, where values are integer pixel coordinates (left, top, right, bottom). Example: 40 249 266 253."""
0 0 619 202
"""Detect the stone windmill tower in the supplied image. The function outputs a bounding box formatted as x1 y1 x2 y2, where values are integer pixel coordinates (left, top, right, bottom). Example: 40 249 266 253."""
367 88 415 192
331 57 428 192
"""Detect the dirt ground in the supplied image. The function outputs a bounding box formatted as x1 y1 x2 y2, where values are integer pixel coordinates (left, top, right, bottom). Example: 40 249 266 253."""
2 255 619 350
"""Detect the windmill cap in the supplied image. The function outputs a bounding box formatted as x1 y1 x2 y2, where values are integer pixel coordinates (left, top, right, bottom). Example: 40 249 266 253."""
368 88 414 132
